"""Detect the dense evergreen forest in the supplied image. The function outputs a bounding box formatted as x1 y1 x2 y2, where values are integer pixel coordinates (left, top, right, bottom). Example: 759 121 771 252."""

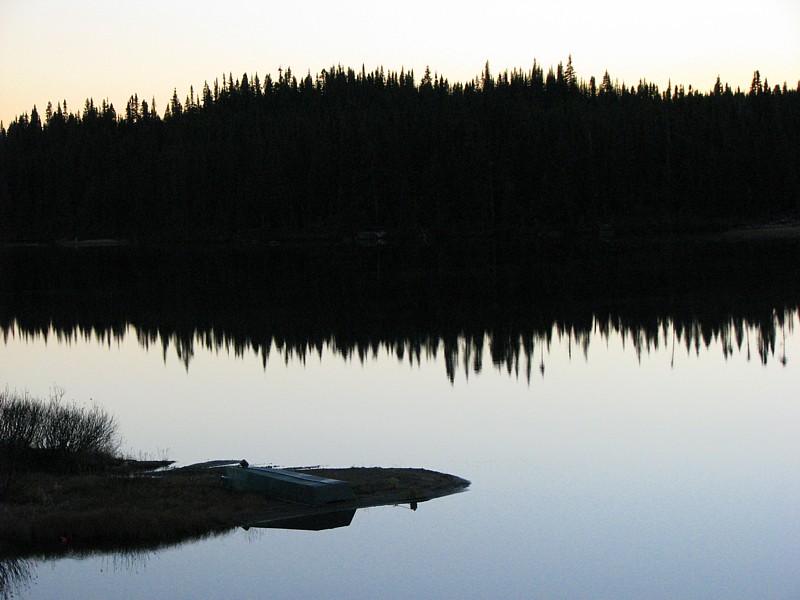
1 60 798 242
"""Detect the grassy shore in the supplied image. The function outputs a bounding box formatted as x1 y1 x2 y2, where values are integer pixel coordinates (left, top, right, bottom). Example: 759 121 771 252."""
1 391 468 559
0 459 469 558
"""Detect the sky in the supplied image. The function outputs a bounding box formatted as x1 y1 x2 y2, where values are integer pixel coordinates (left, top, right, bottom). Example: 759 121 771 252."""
1 0 798 126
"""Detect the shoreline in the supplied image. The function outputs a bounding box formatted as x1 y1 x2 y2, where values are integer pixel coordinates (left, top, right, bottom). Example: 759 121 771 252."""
0 461 470 559
2 219 800 249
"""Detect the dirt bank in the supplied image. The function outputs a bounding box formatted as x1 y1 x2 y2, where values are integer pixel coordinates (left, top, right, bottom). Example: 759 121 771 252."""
0 461 469 558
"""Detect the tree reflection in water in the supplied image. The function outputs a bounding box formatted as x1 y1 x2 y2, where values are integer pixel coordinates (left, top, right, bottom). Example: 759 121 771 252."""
1 240 797 381
0 556 34 600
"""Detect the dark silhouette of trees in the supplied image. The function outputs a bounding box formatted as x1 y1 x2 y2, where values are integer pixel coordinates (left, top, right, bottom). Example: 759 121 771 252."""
1 239 797 381
0 61 798 243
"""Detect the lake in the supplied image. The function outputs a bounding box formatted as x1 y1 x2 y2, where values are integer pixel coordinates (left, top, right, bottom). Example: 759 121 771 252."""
1 239 799 599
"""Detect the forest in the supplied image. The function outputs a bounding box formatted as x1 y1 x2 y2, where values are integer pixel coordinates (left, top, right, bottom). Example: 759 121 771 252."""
0 60 798 242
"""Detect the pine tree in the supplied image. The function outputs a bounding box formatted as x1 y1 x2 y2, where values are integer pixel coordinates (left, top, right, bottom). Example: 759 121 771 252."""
421 66 433 89
170 88 183 116
482 61 493 92
125 95 141 122
600 71 613 96
29 105 42 131
564 55 576 91
749 70 762 95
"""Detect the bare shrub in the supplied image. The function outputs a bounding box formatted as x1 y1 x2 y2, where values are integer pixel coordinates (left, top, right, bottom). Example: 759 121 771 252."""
0 387 120 459
51 403 120 456
0 390 45 450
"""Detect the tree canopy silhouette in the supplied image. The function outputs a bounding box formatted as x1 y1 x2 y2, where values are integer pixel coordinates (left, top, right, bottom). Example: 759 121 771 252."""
1 62 798 242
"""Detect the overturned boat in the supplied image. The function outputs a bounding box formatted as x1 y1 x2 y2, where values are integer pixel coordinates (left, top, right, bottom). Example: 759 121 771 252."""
220 466 357 506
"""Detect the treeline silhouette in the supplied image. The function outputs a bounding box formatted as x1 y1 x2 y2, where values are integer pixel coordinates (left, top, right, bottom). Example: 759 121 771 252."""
1 61 798 242
1 240 797 381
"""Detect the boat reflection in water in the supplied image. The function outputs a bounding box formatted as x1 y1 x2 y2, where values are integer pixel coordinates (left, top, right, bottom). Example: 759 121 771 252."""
244 508 358 532
239 472 465 532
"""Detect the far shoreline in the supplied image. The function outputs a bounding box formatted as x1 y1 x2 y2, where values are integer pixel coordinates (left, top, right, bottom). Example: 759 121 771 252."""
2 218 800 250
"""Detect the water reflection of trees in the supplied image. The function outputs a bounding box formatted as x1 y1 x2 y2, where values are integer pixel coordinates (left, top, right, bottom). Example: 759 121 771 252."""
1 241 797 382
0 556 34 600
0 550 152 599
0 541 204 599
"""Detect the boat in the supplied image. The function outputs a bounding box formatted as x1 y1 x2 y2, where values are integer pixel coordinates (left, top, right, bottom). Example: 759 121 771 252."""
220 466 356 506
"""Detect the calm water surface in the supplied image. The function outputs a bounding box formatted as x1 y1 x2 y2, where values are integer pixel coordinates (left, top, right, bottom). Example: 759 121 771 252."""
1 243 799 599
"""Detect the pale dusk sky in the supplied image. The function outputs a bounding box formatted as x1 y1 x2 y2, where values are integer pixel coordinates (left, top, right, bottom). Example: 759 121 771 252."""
1 0 798 126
